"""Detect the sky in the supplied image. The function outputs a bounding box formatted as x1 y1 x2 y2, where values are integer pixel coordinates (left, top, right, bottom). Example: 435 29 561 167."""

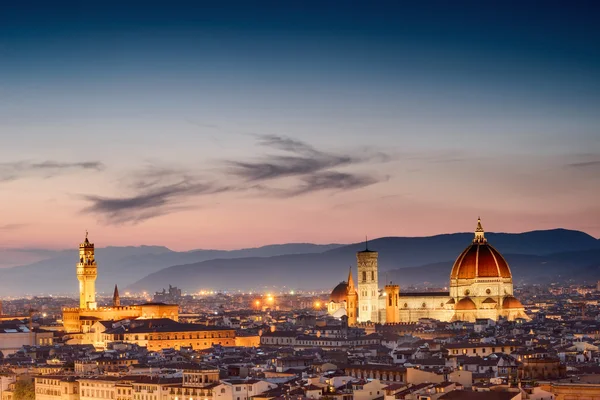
0 0 599 251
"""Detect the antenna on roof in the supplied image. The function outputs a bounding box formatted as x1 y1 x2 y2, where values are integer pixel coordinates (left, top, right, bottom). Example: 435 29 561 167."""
365 235 369 251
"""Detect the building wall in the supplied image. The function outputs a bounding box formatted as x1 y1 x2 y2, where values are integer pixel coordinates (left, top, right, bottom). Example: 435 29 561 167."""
213 382 277 400
139 305 179 321
449 278 513 299
447 344 519 357
0 331 53 356
79 380 117 400
34 377 79 400
448 370 473 388
118 329 235 351
405 368 445 385
345 367 406 383
353 380 387 400
397 295 454 323
235 335 260 347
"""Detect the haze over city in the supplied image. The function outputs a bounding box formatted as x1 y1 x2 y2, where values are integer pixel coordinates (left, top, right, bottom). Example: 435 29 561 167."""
1 1 598 252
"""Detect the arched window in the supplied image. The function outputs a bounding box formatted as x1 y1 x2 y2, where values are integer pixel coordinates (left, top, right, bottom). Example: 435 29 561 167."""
371 271 374 280
362 271 366 282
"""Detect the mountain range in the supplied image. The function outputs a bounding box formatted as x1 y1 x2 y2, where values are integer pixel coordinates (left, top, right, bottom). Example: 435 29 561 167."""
1 229 598 296
0 243 342 295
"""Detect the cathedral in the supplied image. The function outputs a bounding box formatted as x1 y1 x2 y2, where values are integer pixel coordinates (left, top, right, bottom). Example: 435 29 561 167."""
62 233 178 333
327 218 528 324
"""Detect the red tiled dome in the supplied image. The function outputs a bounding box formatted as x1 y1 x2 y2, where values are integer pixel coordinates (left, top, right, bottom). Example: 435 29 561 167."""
455 297 477 310
450 219 512 280
330 282 349 302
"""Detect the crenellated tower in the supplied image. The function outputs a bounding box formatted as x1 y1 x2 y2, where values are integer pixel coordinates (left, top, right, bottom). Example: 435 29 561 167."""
77 232 97 310
357 238 379 322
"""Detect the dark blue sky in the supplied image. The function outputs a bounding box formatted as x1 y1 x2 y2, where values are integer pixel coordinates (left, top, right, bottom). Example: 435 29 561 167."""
1 1 599 249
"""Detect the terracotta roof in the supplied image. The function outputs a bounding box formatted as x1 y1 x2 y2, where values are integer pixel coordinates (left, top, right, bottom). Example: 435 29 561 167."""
455 298 477 311
439 390 518 400
502 296 524 309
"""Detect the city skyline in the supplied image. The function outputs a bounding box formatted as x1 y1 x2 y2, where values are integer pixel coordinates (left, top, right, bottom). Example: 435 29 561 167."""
1 1 599 250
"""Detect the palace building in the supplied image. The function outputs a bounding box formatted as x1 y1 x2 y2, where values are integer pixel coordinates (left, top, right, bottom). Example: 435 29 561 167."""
62 233 179 333
327 218 529 324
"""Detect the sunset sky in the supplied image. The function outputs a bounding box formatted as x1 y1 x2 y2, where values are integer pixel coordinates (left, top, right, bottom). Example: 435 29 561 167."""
1 1 599 250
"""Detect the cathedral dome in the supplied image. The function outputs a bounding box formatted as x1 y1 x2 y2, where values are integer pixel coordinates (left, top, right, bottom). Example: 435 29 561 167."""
330 282 349 303
450 218 512 280
455 297 477 310
502 296 524 309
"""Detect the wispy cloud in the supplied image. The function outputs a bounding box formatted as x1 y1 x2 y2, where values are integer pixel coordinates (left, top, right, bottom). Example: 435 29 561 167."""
0 223 27 232
227 134 388 193
83 135 389 224
83 168 230 224
0 161 104 182
289 171 381 196
567 160 600 169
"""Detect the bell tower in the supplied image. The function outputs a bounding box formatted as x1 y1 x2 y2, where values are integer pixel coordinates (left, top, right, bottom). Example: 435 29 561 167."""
77 231 97 310
357 238 379 323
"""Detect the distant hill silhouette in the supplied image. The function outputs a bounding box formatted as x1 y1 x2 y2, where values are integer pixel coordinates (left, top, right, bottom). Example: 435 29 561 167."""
2 229 598 295
0 243 342 295
125 229 600 293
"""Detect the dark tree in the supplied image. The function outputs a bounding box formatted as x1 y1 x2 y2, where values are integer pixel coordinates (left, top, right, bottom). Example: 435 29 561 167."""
14 381 35 400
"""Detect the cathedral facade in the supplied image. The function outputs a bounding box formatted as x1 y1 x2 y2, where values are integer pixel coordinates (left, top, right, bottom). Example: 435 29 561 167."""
327 219 528 324
62 234 178 333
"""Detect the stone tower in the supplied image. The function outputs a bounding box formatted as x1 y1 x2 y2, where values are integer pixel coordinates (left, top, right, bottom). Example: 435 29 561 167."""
385 283 400 324
77 232 97 310
357 239 379 322
113 284 121 307
346 267 358 326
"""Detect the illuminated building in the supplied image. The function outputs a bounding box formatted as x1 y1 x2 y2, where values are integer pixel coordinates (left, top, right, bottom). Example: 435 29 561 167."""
328 218 528 323
62 233 179 333
357 244 380 322
90 318 235 351
326 267 358 325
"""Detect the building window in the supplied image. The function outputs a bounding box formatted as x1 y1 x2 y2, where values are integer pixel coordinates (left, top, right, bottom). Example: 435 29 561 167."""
362 271 366 282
